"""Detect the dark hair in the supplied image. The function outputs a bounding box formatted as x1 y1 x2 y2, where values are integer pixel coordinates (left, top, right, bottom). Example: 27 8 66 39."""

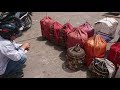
0 23 19 40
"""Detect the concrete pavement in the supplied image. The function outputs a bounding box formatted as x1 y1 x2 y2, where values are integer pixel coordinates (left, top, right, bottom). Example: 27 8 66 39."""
15 12 120 78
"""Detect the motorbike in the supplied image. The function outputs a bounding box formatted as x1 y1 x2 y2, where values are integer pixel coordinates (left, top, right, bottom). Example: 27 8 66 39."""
0 12 32 31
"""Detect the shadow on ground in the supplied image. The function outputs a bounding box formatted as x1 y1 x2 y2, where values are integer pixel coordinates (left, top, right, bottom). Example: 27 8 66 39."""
86 70 93 78
103 12 120 16
36 36 46 41
62 61 88 73
54 45 66 51
59 51 67 61
42 38 66 51
104 50 110 58
102 12 120 18
37 36 90 76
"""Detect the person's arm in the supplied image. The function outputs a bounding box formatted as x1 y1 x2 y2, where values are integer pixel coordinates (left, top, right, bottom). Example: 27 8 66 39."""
1 44 27 61
13 41 30 51
13 41 22 49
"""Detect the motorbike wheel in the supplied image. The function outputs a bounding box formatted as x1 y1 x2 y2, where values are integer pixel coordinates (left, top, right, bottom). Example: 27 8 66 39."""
22 15 32 31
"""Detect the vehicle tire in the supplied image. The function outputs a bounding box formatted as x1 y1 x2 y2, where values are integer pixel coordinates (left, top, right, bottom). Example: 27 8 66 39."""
22 15 32 31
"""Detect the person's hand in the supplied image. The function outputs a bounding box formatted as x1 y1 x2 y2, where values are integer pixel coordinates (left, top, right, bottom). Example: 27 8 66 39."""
21 42 30 51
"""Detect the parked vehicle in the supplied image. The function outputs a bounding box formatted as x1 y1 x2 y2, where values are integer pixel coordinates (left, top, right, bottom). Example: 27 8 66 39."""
0 12 32 31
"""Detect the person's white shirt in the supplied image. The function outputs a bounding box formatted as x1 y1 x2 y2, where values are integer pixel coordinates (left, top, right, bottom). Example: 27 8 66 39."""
0 36 26 75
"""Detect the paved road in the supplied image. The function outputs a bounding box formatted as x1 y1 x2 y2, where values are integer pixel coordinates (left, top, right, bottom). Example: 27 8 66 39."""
15 12 120 78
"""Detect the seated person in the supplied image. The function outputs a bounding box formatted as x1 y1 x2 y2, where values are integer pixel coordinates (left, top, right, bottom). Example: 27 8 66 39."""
0 23 30 78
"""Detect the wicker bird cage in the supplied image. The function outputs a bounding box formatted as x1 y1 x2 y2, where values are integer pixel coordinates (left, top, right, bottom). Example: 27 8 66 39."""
66 44 85 71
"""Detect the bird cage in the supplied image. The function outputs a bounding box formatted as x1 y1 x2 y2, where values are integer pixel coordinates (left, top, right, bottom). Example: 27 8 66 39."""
88 58 115 78
94 17 118 42
66 44 85 71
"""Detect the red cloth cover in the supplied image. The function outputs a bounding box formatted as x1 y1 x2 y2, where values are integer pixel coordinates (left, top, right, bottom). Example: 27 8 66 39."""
107 43 120 68
67 27 88 48
40 16 54 40
79 22 94 38
52 21 62 45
